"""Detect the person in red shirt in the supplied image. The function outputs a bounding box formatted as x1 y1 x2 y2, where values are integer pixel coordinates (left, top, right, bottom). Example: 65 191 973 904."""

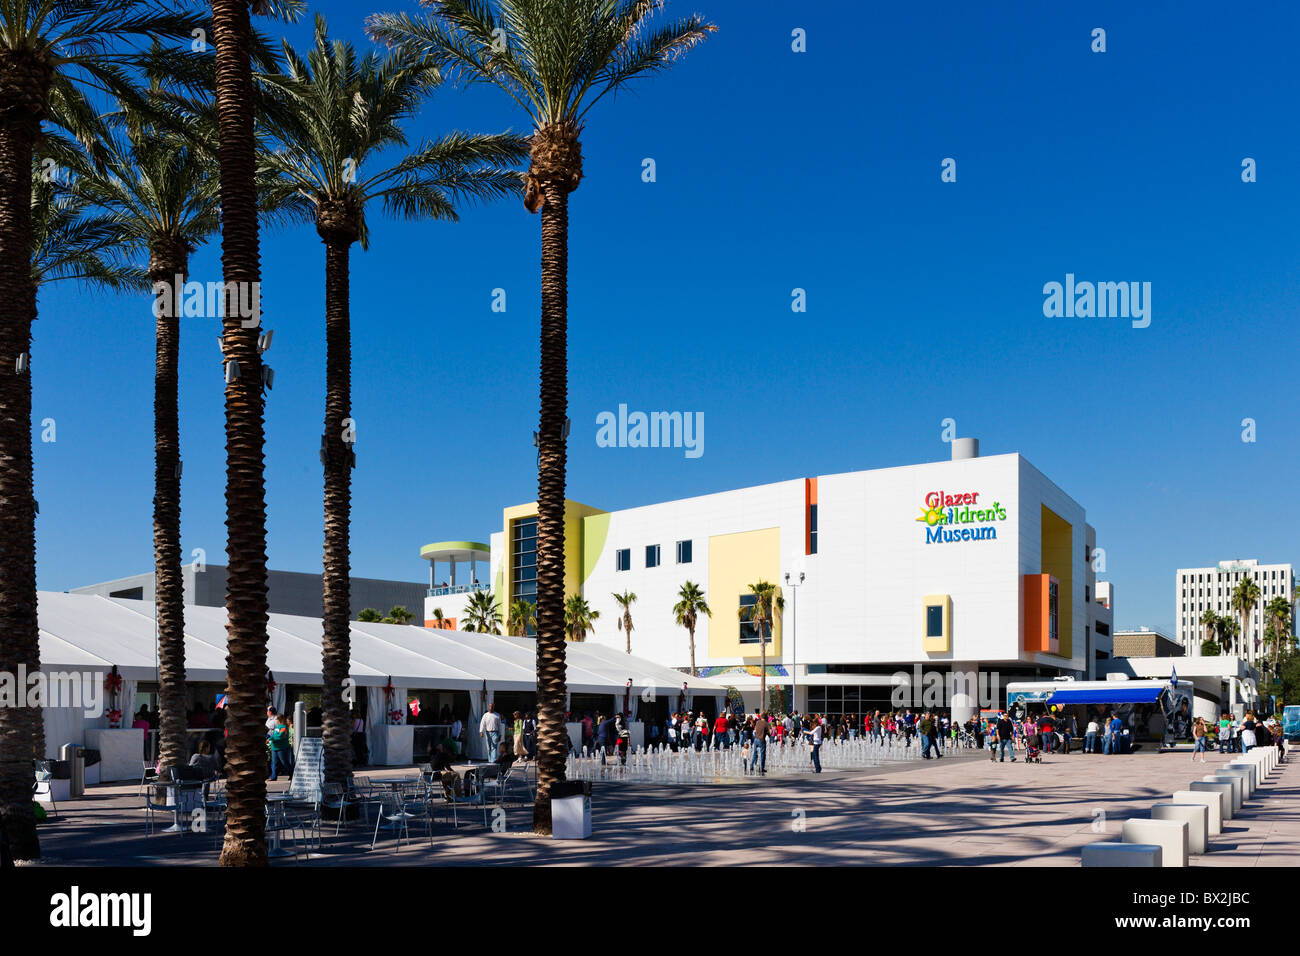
714 712 730 749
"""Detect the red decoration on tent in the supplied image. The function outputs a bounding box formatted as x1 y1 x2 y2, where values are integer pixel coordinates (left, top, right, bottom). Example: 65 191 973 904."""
409 700 420 718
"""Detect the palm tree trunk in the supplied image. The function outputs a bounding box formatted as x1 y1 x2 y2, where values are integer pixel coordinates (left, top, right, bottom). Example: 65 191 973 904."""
152 256 189 775
212 0 270 868
760 614 767 709
533 180 570 835
689 623 696 677
0 51 50 863
320 238 353 788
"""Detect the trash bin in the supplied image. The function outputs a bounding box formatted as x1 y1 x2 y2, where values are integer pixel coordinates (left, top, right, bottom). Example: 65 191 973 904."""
551 780 592 839
59 744 84 798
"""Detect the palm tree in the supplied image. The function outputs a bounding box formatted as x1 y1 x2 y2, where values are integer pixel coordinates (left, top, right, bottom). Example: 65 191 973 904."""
507 599 537 637
1232 577 1261 663
61 108 221 778
564 594 600 642
673 581 710 677
31 167 148 294
462 589 501 634
208 0 303 869
431 607 446 628
612 590 636 653
367 0 715 836
740 580 783 707
382 606 414 625
1265 596 1291 675
1198 608 1218 657
357 608 383 622
1218 617 1239 658
0 0 203 864
257 15 525 789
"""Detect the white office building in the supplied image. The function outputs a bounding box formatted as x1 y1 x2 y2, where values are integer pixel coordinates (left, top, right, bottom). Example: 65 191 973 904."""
1175 559 1295 660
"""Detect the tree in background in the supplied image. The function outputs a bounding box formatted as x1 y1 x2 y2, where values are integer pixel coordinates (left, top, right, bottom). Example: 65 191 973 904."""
673 581 710 677
612 590 636 654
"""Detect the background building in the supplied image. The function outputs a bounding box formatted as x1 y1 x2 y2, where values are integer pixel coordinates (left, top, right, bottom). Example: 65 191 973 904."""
1175 559 1295 660
1113 626 1182 658
72 565 427 621
433 439 1111 720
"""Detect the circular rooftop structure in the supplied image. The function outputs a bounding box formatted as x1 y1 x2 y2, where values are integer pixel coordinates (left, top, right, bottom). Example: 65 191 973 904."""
419 541 490 563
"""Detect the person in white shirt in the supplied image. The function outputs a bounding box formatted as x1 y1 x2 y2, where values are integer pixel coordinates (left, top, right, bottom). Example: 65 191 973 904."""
479 706 504 761
265 706 279 732
1085 718 1100 753
808 718 824 773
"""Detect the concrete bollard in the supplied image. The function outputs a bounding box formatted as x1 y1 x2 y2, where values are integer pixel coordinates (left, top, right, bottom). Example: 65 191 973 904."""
1173 789 1222 836
1190 780 1234 820
1081 842 1162 867
1207 773 1244 812
1151 803 1209 854
1226 761 1258 795
1217 765 1255 800
1121 818 1189 867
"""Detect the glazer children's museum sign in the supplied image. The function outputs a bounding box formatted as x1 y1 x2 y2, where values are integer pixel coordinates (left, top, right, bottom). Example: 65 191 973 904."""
915 490 1006 544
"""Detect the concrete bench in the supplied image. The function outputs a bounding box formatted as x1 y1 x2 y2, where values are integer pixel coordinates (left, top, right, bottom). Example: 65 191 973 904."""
1207 773 1243 812
1226 761 1258 795
1151 803 1209 854
1217 765 1255 800
1190 780 1234 820
1122 818 1188 867
1173 789 1223 835
1239 749 1273 777
1081 842 1162 867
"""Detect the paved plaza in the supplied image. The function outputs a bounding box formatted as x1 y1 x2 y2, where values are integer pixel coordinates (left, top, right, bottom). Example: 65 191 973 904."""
31 747 1299 866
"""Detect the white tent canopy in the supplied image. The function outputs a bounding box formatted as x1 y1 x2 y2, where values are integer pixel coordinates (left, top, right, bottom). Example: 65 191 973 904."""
34 591 723 757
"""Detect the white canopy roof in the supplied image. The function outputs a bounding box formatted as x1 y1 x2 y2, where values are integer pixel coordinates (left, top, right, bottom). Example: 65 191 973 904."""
36 591 722 697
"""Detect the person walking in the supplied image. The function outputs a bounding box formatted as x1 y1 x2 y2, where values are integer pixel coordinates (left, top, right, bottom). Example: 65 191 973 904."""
479 704 504 761
807 717 823 772
1217 713 1232 754
268 714 293 781
995 712 1016 762
1085 717 1099 754
714 711 730 750
751 711 770 774
919 712 938 759
1241 713 1258 754
1191 717 1209 762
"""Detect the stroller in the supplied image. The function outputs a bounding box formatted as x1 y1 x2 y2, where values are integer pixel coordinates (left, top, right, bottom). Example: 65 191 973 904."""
1024 733 1043 763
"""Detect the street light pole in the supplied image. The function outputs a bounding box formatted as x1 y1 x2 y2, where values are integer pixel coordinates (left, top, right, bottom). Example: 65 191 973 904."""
784 571 804 715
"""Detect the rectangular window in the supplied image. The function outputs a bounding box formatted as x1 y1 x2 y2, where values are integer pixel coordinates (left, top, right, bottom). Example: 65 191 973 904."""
738 594 771 645
676 539 692 564
645 544 660 569
510 517 538 634
809 503 818 555
1048 580 1059 648
615 548 630 572
925 605 944 638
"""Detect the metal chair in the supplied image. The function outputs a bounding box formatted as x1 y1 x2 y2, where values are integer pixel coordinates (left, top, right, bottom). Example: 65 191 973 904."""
144 783 182 836
370 791 413 851
138 760 158 797
264 800 302 863
446 781 489 829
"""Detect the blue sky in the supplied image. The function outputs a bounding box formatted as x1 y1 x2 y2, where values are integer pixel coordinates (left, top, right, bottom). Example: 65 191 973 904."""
33 0 1299 637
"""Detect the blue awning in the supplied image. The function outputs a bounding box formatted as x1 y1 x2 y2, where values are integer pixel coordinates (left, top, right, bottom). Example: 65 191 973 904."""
1047 686 1164 705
